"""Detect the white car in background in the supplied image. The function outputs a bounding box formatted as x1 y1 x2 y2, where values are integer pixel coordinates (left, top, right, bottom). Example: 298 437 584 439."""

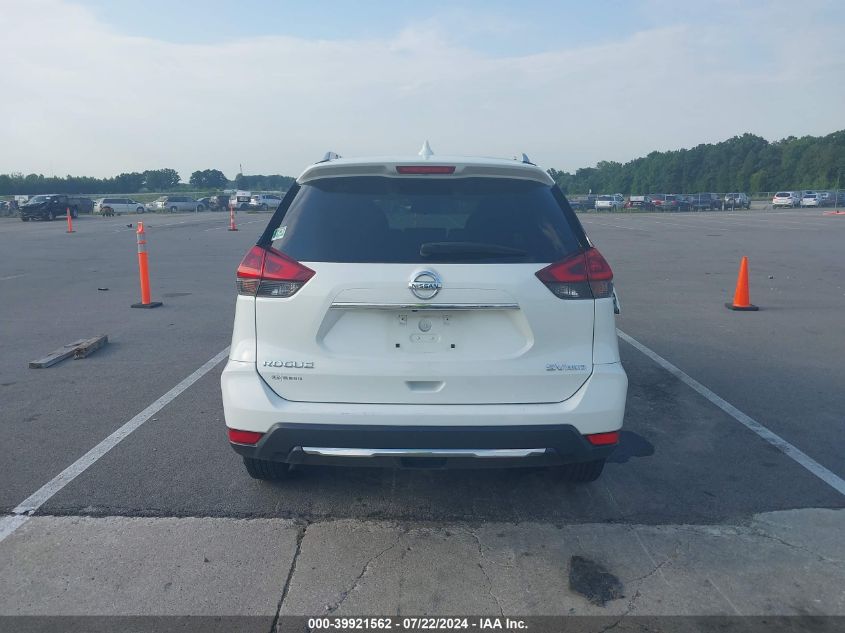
146 195 204 212
249 194 283 211
221 149 627 483
94 197 146 216
772 191 799 208
800 193 819 208
594 194 624 211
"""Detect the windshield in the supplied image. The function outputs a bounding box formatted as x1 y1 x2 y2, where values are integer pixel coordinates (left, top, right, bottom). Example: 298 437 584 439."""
268 176 582 264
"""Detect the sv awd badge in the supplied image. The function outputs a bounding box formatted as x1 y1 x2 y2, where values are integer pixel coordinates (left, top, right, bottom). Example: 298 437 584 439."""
263 360 314 369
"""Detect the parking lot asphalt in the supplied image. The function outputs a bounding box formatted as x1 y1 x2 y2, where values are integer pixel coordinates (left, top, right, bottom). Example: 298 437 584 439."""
0 208 843 619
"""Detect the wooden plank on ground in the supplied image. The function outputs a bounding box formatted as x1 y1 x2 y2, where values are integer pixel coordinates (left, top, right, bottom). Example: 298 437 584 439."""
73 335 108 359
29 347 77 369
29 334 109 368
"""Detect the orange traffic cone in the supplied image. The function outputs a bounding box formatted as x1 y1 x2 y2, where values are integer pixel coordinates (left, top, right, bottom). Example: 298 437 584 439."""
725 256 758 311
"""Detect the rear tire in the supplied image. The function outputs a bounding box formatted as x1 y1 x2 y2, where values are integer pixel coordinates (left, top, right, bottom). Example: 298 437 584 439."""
558 459 606 483
242 456 291 481
21 216 29 222
137 206 145 213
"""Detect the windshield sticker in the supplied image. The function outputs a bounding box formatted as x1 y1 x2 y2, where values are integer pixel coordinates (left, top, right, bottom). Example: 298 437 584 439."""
272 226 287 241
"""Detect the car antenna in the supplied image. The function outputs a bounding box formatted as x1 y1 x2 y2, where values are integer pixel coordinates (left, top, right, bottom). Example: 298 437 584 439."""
521 153 534 165
418 140 434 159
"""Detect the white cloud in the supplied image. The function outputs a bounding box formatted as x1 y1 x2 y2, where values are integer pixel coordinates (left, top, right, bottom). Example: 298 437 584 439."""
0 0 842 180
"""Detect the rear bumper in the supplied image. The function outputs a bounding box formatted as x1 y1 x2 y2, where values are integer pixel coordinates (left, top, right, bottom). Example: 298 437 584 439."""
221 360 627 467
229 422 616 468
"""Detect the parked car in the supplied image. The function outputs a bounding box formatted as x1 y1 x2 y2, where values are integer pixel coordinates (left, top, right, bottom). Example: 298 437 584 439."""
147 195 204 212
210 195 231 211
817 191 835 207
19 194 86 221
648 194 668 209
197 197 214 209
689 193 721 210
568 195 596 211
223 151 627 483
800 193 820 208
772 191 800 208
723 193 751 209
95 197 146 216
249 194 283 211
674 194 693 211
594 194 624 211
625 195 652 210
230 191 252 210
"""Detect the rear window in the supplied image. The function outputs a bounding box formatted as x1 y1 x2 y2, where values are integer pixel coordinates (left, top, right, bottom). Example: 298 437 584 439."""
775 192 790 197
268 177 582 264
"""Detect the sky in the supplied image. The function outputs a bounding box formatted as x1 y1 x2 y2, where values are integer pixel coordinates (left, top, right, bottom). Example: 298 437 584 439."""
1 0 843 180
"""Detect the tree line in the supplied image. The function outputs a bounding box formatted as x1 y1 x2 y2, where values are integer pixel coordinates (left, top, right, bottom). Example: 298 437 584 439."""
2 130 842 196
548 130 845 195
0 168 295 196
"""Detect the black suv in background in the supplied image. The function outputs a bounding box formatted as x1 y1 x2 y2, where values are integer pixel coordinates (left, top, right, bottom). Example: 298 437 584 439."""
689 193 721 210
19 194 88 221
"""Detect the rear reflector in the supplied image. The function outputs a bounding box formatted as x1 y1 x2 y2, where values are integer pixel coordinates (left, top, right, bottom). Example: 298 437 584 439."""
535 247 614 299
228 428 264 445
585 431 620 446
396 165 456 175
236 245 315 297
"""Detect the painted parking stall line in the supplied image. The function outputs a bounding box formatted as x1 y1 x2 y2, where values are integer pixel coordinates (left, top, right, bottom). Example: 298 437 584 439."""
618 329 845 497
0 347 231 544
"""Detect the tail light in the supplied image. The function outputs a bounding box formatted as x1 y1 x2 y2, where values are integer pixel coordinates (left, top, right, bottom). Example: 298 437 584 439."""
236 245 315 298
535 248 614 300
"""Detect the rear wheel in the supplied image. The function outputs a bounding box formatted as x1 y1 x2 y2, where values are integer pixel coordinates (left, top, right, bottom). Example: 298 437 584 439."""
558 459 606 483
242 456 291 481
137 206 145 213
21 216 29 222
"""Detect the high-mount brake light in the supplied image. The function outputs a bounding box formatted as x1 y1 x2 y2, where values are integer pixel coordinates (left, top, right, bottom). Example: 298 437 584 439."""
396 165 456 175
236 245 315 298
535 248 614 300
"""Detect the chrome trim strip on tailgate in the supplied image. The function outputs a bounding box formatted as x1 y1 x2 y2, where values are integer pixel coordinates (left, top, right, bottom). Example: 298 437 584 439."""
300 447 547 458
329 302 519 311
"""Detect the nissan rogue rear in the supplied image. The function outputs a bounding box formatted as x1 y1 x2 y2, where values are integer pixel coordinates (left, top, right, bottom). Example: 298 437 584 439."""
221 147 628 483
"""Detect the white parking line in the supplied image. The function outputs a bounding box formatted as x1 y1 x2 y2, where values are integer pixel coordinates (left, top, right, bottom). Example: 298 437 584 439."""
0 347 230 544
618 329 845 497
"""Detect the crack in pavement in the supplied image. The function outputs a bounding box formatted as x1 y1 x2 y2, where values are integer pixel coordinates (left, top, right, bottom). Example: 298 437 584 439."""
271 521 309 632
464 529 506 617
747 528 845 568
324 532 405 615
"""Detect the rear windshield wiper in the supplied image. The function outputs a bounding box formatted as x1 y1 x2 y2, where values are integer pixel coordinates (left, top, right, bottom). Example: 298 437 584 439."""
419 241 528 259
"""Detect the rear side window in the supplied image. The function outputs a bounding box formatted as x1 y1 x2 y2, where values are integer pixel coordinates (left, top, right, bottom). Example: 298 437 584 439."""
268 177 582 264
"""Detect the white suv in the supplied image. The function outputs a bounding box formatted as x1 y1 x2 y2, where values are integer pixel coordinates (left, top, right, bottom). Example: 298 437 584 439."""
594 194 624 211
221 149 628 483
95 197 146 216
250 194 284 211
